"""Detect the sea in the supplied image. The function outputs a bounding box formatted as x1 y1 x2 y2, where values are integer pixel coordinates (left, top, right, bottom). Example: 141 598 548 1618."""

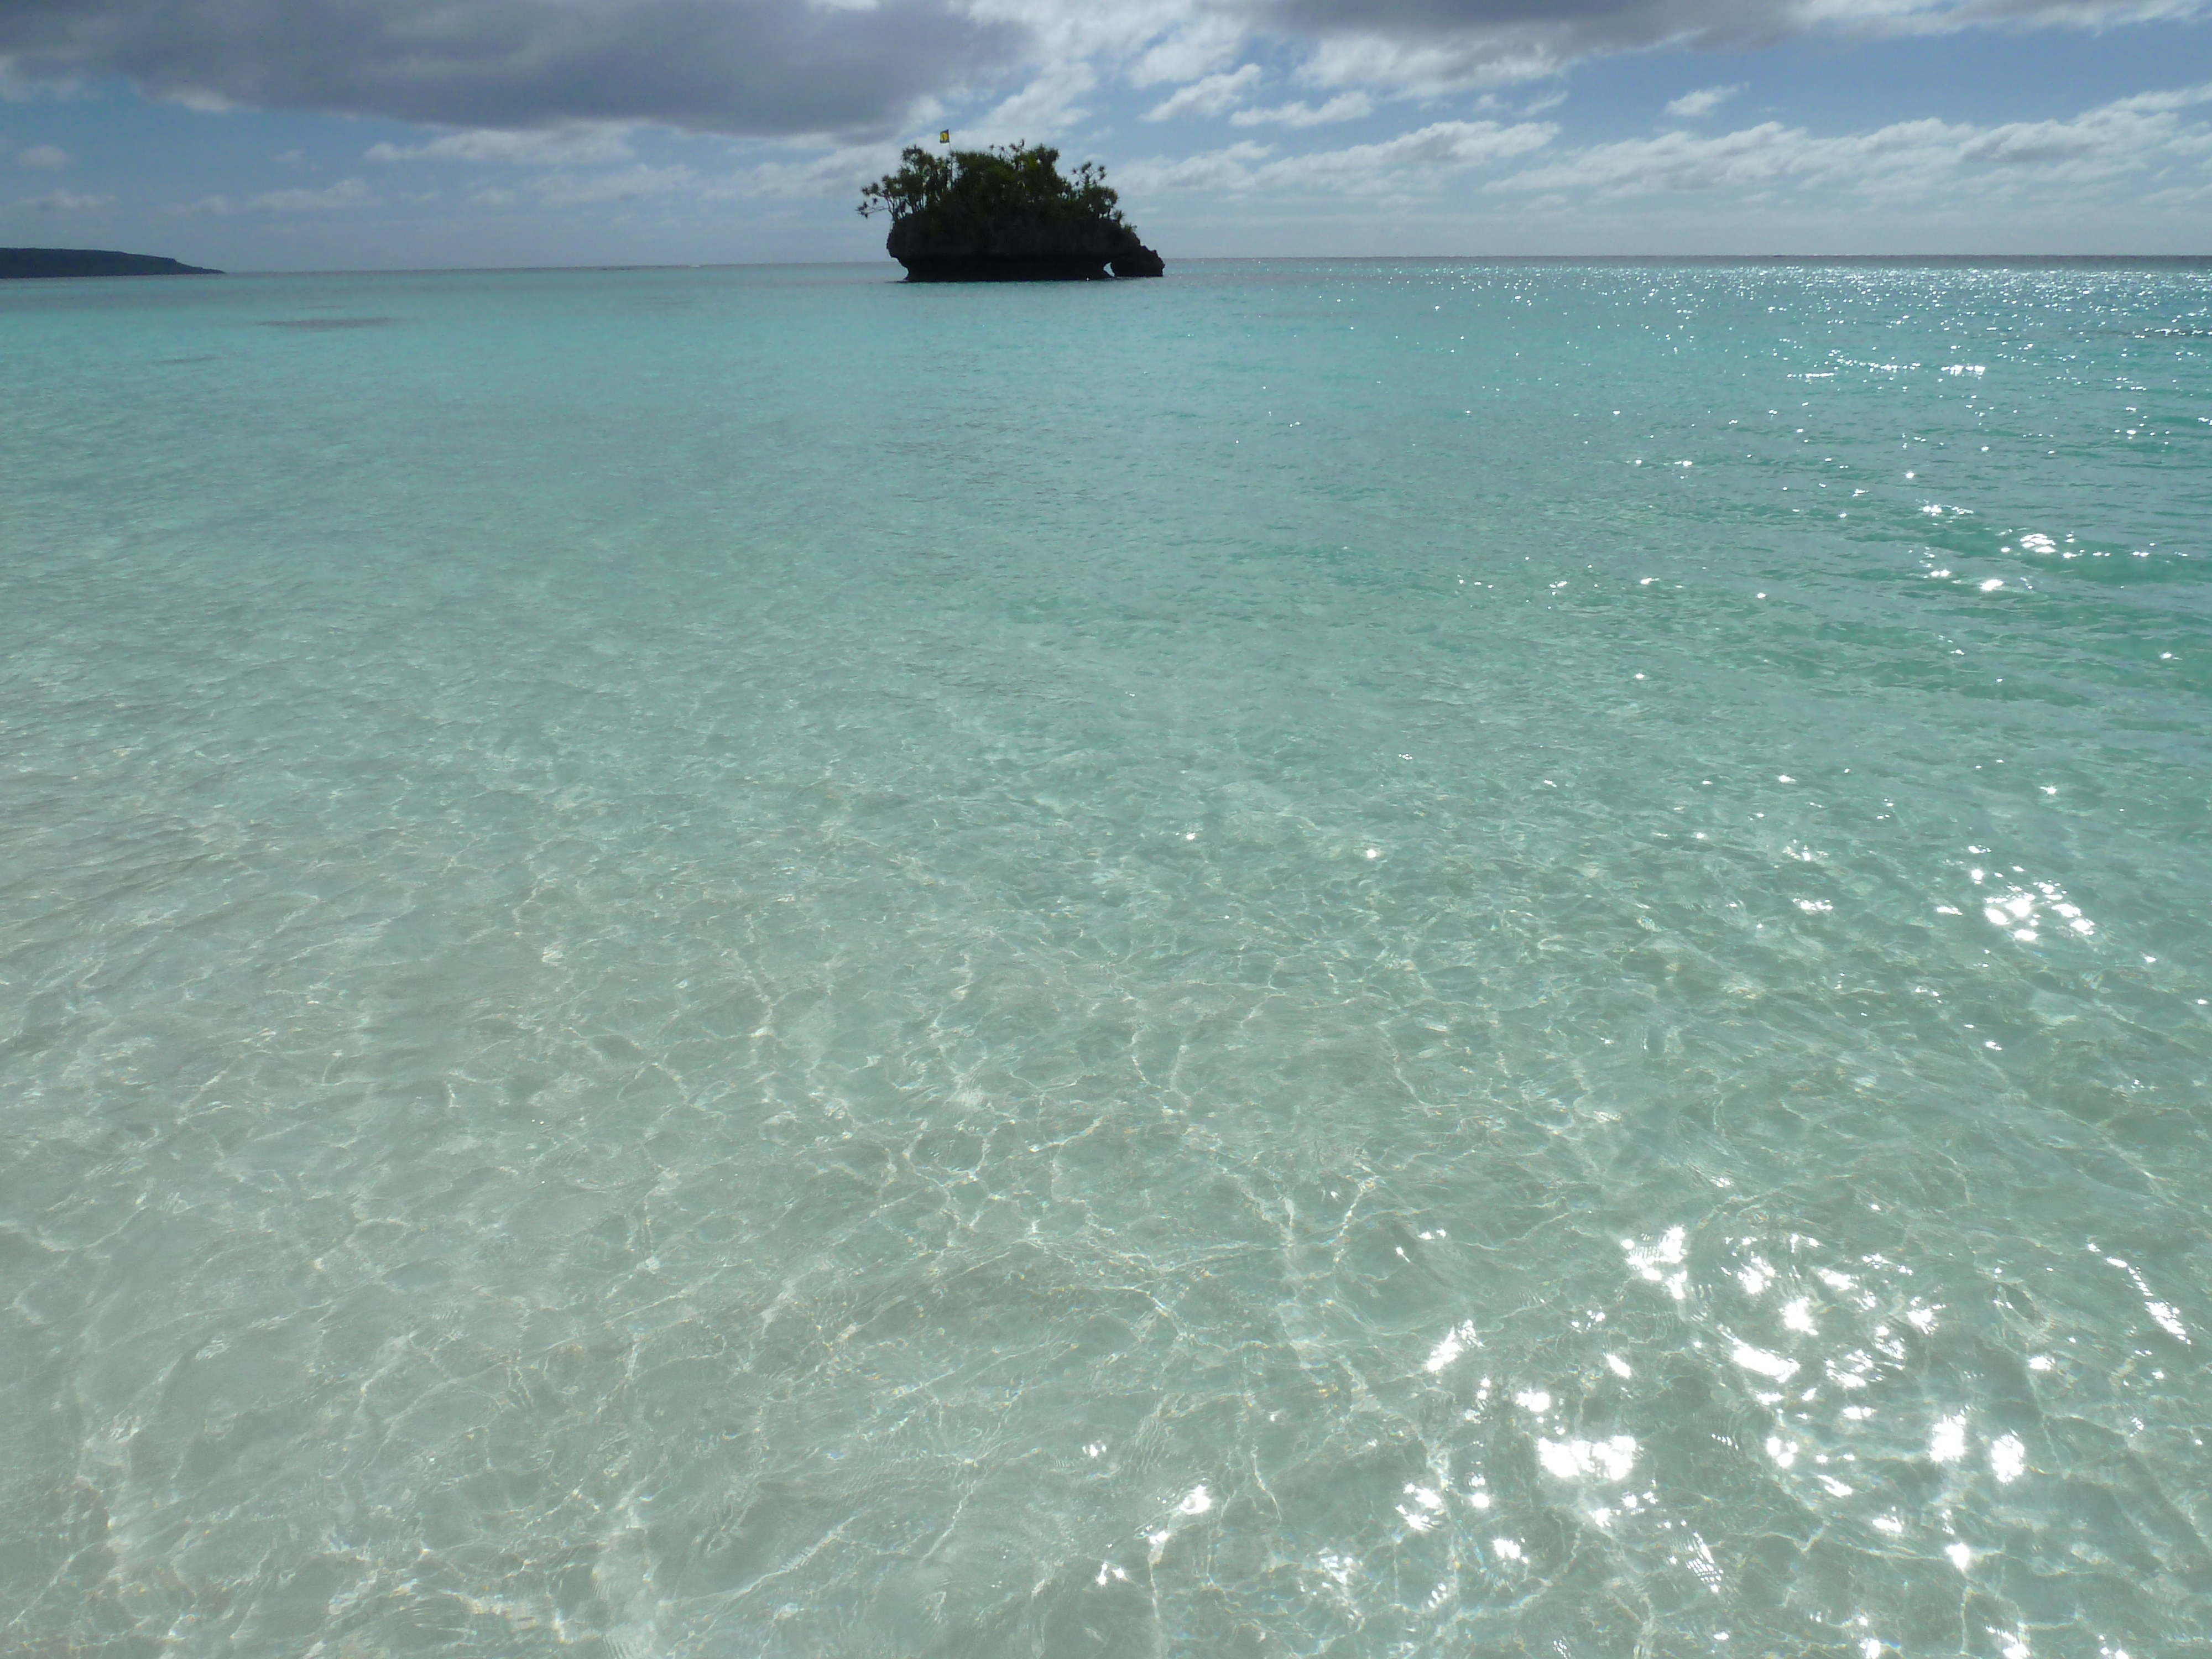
3 258 2208 1658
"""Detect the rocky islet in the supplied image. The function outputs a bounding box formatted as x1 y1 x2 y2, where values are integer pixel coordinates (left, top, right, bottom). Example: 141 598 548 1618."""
862 143 1163 282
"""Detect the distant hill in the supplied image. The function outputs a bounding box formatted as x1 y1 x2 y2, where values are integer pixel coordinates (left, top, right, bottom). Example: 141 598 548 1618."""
1 248 222 279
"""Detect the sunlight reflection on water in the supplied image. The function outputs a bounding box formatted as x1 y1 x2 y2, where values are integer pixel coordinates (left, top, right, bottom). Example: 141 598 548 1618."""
1 258 2208 1657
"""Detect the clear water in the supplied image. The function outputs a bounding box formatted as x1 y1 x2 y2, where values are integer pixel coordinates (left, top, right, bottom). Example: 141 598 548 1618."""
4 260 2209 1658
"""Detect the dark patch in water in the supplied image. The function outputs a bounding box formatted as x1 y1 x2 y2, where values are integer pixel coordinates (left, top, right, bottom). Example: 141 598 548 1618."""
260 317 396 331
155 355 220 364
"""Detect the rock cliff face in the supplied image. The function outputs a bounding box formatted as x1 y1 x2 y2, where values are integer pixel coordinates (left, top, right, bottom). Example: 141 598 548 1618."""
1 248 221 279
886 213 1163 282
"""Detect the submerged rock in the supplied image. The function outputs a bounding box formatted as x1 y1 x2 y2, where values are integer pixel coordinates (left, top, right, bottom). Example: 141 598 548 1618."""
862 143 1163 283
1 248 221 279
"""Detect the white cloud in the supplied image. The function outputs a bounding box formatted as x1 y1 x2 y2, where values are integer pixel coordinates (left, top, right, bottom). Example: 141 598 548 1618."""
367 125 638 165
1129 15 1248 87
209 135 906 221
2113 81 2212 112
736 141 901 197
17 142 69 168
247 176 379 210
1125 117 1555 194
1491 81 2212 200
1665 84 1743 118
525 163 706 205
972 62 1096 137
1214 0 2212 106
1116 138 1275 193
14 186 111 210
1301 34 1569 97
0 0 1027 138
1144 64 1261 122
1099 75 2212 249
2 0 2208 173
452 160 735 207
18 0 2210 166
1231 91 1374 127
0 54 58 101
1267 118 1556 186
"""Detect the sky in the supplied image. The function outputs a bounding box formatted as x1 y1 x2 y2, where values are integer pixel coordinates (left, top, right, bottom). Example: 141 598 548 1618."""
1 0 2208 268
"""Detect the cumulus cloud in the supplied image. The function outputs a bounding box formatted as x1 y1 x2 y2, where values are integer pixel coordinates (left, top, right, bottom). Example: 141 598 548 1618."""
1231 90 1374 125
1279 0 2208 94
366 124 638 165
1490 80 2212 197
467 168 708 207
521 163 707 205
1115 138 1279 192
1296 34 1566 97
0 0 2200 149
734 142 905 199
973 61 1097 135
1665 84 1743 118
1128 15 1248 86
1124 116 1555 191
1107 76 2212 218
13 185 110 209
206 176 381 211
1271 116 1556 182
1144 64 1263 120
375 148 886 210
261 176 378 209
0 0 1025 138
17 141 69 167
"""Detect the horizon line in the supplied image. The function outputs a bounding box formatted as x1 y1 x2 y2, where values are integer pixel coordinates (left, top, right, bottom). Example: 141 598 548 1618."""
33 251 2208 279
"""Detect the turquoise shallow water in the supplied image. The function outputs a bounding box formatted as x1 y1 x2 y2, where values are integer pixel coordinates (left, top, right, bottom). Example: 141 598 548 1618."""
3 259 2210 1657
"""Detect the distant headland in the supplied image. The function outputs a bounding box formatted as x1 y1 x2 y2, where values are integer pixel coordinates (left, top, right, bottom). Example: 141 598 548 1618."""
859 143 1162 283
2 248 222 279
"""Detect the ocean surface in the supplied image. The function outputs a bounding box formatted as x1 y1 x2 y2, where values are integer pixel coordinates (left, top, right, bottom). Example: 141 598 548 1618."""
3 258 2209 1658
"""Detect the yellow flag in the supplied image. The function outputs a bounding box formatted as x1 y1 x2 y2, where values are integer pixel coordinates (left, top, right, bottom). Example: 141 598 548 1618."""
938 130 951 144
